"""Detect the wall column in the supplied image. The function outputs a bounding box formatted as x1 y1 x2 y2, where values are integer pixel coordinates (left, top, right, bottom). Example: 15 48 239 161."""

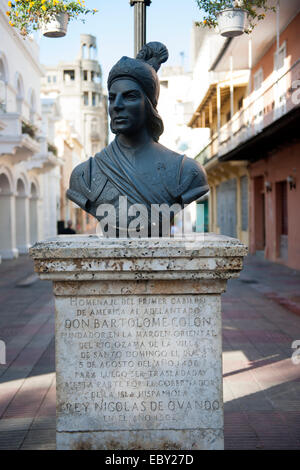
16 195 30 254
29 183 39 246
0 173 18 259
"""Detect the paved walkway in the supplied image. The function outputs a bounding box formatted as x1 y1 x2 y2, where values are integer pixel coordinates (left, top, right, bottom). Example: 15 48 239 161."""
0 254 299 450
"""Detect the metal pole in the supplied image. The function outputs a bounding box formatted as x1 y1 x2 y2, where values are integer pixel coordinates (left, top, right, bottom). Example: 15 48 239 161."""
130 0 151 57
276 0 280 52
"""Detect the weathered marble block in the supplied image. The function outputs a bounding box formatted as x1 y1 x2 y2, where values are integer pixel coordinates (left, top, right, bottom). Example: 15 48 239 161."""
30 234 247 450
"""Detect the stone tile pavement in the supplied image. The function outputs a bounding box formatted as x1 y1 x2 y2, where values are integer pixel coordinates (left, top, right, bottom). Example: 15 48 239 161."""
0 254 299 450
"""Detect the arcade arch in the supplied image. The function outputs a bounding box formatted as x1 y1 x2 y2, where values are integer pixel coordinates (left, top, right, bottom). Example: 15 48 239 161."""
0 169 17 259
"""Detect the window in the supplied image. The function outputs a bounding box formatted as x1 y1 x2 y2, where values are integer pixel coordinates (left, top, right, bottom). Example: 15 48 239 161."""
238 97 243 110
91 119 98 133
254 68 263 91
16 76 23 114
91 71 95 82
274 42 286 71
53 75 57 83
253 68 264 133
83 70 88 81
64 70 75 81
94 73 101 84
29 91 36 124
89 45 96 60
92 93 97 106
0 59 6 111
47 75 51 83
83 92 89 106
0 60 6 82
274 42 287 119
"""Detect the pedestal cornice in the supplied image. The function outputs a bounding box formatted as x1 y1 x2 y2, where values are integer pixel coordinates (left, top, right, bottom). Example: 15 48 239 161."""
30 233 247 282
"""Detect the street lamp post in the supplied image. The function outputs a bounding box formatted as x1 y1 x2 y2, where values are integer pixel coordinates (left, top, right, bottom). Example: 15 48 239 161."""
130 0 151 57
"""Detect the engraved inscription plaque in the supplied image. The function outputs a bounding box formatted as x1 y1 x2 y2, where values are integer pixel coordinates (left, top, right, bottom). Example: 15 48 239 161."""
56 294 223 436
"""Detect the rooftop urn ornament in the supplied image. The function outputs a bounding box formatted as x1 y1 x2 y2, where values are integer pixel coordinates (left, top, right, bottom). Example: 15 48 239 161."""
66 42 209 237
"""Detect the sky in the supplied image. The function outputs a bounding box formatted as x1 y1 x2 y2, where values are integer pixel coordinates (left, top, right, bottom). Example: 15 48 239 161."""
38 0 204 85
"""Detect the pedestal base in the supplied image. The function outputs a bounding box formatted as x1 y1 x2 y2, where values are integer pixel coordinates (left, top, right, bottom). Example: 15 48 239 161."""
57 429 223 451
30 234 247 450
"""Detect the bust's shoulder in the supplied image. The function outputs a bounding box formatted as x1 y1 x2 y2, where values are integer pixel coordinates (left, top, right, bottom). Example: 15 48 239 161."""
181 155 207 177
152 142 184 170
179 156 209 204
153 141 183 160
70 157 91 181
70 153 105 185
153 142 206 176
67 158 93 210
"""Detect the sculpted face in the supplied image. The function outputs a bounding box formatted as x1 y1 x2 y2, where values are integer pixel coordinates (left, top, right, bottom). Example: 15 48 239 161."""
108 79 147 136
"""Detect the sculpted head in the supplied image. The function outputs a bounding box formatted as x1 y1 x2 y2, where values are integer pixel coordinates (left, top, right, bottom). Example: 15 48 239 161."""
107 42 168 142
109 79 147 136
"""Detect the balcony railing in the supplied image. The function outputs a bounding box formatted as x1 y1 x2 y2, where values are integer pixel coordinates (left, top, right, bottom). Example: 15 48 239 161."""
196 59 300 163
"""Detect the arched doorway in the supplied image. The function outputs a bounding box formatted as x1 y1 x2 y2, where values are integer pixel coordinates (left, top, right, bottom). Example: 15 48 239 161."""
0 171 18 259
29 182 39 245
16 177 30 253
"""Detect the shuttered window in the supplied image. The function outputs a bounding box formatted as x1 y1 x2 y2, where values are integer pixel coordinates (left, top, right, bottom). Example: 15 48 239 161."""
217 179 237 238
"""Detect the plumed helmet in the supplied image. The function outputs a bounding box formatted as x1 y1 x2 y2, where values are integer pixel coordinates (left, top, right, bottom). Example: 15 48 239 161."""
107 42 169 108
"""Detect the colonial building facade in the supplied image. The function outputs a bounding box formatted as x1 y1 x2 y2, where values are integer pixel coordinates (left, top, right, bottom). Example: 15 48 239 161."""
189 1 300 270
0 0 61 260
41 34 108 160
40 34 108 235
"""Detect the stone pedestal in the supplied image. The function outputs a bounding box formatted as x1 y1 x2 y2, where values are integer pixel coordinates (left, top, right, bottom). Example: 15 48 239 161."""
30 234 247 450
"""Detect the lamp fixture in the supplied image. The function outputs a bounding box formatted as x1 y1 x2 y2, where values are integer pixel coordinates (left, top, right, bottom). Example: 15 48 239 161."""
265 181 272 192
287 175 296 190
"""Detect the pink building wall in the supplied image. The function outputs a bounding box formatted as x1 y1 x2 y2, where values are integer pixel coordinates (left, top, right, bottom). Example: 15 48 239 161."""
249 142 299 270
248 13 300 270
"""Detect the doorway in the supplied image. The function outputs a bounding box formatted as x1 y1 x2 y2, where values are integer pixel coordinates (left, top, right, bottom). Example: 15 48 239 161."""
276 181 288 260
253 176 266 252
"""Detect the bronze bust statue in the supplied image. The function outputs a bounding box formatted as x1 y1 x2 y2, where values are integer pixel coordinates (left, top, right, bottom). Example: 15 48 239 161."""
66 42 209 237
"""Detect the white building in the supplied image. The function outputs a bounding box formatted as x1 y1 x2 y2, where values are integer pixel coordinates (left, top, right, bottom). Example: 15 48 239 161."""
0 0 61 260
41 34 108 159
158 65 210 159
157 59 213 232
